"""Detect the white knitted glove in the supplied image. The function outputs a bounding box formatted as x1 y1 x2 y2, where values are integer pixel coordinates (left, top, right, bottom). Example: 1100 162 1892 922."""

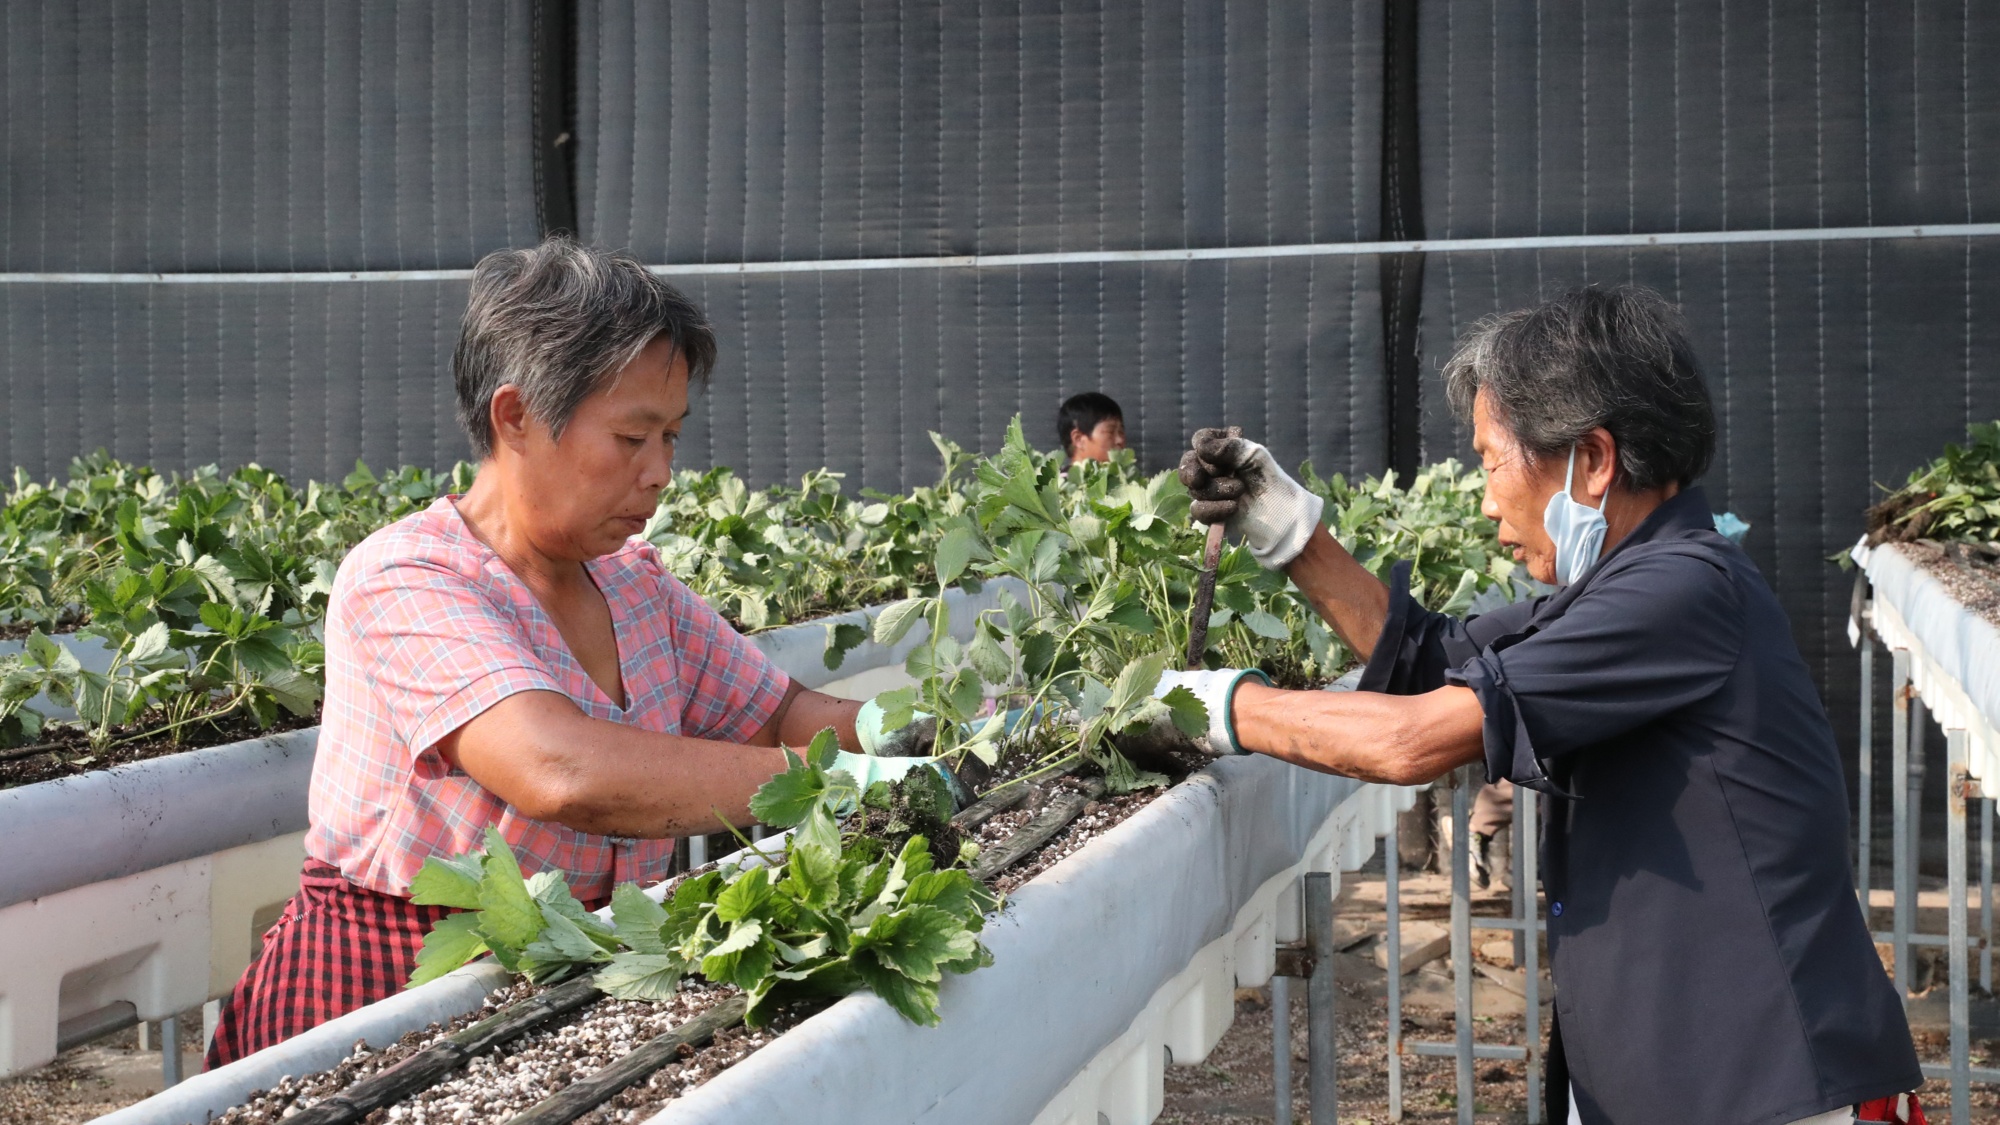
1153 667 1273 756
1177 428 1325 570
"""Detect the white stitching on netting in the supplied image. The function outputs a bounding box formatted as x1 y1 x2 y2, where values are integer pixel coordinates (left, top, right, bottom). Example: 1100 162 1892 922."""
1765 0 1777 596
463 4 474 261
1533 0 1544 292
1303 0 1315 467
1056 0 1068 419
778 0 791 480
1624 0 1635 277
1260 0 1271 442
703 5 717 270
935 0 945 461
1718 0 1729 504
1177 0 1187 443
1962 0 1973 435
636 2 652 254
974 1 986 449
1864 0 1874 495
212 2 225 463
142 0 156 461
110 3 123 456
1351 0 1361 465
743 8 756 483
428 2 440 274
815 4 828 472
895 0 907 485
1489 0 1499 309
1015 7 1024 428
1096 0 1106 434
1814 0 1828 689
858 7 869 482
1671 0 1682 301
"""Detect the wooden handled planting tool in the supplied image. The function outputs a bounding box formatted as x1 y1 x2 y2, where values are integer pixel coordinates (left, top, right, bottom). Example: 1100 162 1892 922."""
1184 521 1228 670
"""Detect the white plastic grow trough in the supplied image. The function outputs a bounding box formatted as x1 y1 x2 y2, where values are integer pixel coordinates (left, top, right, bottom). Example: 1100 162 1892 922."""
0 583 1008 1078
1857 542 2000 783
98 745 1412 1125
0 729 317 1077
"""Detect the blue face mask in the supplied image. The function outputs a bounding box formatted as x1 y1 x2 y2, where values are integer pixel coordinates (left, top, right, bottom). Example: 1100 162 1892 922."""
1542 447 1608 586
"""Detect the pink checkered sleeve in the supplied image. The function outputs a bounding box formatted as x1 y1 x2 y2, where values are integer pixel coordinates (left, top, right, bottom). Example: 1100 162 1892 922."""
636 547 788 742
346 558 567 762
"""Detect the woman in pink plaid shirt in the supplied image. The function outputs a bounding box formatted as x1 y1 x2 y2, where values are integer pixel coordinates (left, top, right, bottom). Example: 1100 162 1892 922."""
207 240 937 1067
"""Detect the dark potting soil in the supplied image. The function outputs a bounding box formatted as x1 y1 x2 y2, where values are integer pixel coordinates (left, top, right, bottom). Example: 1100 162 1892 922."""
0 706 320 791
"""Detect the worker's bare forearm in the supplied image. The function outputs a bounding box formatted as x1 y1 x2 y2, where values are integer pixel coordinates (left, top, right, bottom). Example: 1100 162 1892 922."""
1230 682 1485 785
752 682 865 751
443 690 790 838
1283 525 1393 661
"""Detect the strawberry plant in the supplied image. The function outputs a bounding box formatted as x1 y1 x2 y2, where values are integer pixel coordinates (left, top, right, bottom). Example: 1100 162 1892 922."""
1865 420 2000 545
408 730 995 1027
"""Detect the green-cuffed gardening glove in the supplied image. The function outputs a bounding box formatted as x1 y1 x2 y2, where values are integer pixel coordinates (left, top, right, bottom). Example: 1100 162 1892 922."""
842 700 970 806
855 697 938 757
1152 667 1273 755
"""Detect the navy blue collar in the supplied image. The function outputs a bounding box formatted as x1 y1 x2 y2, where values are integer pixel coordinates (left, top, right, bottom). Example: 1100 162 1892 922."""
1543 485 1718 609
1614 484 1717 550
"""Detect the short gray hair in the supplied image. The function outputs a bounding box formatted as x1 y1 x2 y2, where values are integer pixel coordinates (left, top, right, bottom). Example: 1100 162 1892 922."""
1441 285 1715 490
454 238 717 459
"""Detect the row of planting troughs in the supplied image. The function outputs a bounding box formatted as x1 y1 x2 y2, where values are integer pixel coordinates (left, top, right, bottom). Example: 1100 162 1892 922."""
0 420 1516 1123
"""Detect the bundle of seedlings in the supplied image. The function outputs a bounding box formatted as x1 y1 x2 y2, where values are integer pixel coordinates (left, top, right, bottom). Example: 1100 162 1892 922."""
1865 420 2000 547
1855 421 2000 627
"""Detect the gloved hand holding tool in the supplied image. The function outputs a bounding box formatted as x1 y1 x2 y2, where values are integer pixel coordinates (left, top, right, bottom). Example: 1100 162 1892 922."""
1177 426 1325 571
1121 425 1278 759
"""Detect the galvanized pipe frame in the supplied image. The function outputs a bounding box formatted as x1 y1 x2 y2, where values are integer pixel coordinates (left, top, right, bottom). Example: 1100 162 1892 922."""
1379 767 1543 1125
1857 590 1998 1124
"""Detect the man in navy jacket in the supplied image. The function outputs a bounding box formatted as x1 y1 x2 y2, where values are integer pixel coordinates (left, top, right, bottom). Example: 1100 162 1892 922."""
1169 287 1919 1125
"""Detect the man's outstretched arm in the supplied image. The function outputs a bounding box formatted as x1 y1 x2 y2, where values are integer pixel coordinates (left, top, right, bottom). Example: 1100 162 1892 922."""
1230 681 1485 785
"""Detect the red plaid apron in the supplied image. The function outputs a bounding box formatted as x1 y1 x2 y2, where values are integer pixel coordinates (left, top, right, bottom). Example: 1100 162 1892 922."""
204 859 458 1070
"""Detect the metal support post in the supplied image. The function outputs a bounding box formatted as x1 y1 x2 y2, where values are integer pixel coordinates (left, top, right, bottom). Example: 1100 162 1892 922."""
1521 785 1543 1124
160 1014 183 1087
1511 790 1528 969
1947 729 1971 1119
1306 873 1337 1123
1911 699 1929 909
1451 777 1475 1125
690 835 708 868
1859 630 1874 908
1892 649 1912 995
1271 974 1293 1125
1386 807 1405 1121
1983 795 1993 994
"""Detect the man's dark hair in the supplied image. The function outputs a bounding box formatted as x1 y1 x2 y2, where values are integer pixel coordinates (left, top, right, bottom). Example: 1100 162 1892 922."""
455 238 717 459
1056 392 1124 454
1441 285 1715 490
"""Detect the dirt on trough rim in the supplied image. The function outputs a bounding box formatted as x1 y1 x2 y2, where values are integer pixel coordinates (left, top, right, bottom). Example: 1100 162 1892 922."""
0 707 319 791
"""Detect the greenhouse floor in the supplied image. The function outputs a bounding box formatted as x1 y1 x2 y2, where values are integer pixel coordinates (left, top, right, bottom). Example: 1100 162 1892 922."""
0 1015 203 1125
1162 868 2000 1125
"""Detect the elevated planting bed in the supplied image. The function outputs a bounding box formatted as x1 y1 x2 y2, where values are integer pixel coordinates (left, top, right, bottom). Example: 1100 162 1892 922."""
1854 539 2000 1111
1857 541 2000 781
0 584 1012 1079
99 690 1411 1125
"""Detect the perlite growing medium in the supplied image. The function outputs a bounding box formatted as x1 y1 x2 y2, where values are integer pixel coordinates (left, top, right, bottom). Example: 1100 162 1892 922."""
200 763 1183 1124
